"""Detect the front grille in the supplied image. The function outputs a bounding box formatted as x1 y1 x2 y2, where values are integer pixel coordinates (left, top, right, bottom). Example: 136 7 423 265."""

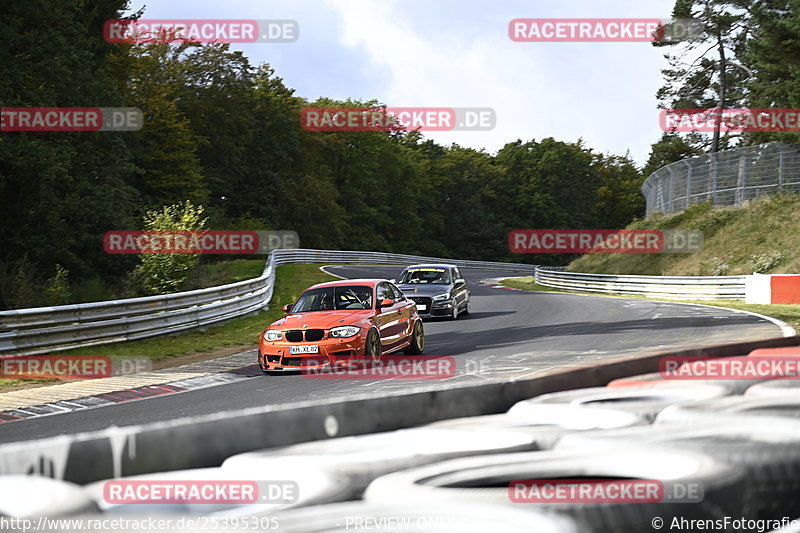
408 297 432 312
305 329 325 341
284 329 326 342
285 330 303 342
281 357 324 367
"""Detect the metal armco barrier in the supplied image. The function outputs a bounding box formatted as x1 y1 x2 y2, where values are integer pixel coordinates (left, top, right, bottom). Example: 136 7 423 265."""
642 142 800 216
535 268 747 300
2 334 797 483
0 249 539 355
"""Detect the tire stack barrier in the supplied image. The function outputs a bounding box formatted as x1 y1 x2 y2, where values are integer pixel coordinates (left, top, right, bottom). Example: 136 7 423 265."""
4 337 800 531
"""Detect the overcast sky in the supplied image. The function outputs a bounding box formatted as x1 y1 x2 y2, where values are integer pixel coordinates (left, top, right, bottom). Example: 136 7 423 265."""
124 0 679 166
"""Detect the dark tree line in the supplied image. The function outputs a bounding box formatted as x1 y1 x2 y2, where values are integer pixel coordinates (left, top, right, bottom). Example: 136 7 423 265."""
18 0 800 307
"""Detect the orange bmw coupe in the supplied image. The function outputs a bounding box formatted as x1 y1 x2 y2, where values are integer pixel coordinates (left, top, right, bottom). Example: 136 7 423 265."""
258 279 425 372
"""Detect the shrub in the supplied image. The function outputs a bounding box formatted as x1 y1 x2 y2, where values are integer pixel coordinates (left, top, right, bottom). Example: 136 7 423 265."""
133 201 208 295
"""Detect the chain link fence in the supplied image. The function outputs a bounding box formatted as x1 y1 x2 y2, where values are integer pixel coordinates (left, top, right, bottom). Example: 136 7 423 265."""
642 142 800 216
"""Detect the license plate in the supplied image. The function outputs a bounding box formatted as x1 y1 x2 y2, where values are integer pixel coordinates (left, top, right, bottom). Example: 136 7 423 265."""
290 345 319 354
415 304 427 311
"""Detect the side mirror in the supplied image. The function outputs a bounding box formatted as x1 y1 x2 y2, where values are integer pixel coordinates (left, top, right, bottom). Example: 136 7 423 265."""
282 304 293 313
455 278 466 285
379 298 395 308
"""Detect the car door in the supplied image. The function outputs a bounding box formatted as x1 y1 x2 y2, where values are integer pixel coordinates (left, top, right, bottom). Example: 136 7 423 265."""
388 282 415 339
375 282 405 351
451 267 468 308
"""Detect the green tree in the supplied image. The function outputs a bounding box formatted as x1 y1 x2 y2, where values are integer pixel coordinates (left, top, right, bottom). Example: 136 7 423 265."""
122 43 208 205
132 201 207 295
746 0 800 145
591 154 646 228
642 133 704 177
0 0 140 289
655 0 753 152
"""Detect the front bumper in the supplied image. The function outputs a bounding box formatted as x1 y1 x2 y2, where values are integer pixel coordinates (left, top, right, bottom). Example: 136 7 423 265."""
259 334 367 371
407 296 454 318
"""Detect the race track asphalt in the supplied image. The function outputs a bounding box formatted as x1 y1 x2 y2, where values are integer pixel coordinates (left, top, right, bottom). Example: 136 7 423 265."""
0 265 782 443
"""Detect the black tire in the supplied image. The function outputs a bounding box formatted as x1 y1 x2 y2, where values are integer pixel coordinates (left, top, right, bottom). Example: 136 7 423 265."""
223 427 535 498
0 476 98 518
511 383 732 421
365 328 382 362
450 301 459 320
364 448 751 533
557 419 800 519
657 395 800 425
424 404 646 450
462 297 470 315
746 380 800 397
404 321 425 355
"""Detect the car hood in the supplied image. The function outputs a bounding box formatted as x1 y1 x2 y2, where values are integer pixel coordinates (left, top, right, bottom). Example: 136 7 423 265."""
271 310 370 330
396 284 453 297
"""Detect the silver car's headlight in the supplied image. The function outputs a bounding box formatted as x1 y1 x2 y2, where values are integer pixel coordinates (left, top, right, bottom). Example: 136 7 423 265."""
329 326 360 338
432 293 451 301
264 330 282 341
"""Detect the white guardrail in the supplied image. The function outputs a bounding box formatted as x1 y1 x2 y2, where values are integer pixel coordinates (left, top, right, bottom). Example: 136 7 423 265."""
534 269 746 300
0 249 540 355
0 248 753 355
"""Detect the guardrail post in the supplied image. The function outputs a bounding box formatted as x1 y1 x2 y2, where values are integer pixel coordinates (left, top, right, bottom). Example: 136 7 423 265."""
684 161 692 209
737 155 747 204
710 152 719 206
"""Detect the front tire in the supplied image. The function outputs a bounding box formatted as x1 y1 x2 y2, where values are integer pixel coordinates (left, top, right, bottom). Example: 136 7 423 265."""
404 321 425 355
450 301 459 320
365 328 382 363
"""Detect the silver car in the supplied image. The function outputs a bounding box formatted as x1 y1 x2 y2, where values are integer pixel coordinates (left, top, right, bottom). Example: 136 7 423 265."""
393 264 470 319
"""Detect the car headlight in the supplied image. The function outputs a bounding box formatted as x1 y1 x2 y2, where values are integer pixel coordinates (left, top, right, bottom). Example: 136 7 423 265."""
329 326 360 338
432 293 451 301
264 330 282 341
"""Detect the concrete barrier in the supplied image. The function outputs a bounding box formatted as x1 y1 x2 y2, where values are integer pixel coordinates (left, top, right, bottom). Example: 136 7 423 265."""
1 334 798 484
746 274 800 304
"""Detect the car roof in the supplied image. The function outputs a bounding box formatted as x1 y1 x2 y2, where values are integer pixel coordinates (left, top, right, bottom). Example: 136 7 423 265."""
307 279 384 290
403 264 457 270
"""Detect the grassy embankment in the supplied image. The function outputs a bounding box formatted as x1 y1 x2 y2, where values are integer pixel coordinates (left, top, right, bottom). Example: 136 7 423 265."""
504 195 800 331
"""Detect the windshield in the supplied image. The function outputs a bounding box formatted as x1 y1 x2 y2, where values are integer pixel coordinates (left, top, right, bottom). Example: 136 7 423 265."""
291 285 373 312
398 268 452 285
